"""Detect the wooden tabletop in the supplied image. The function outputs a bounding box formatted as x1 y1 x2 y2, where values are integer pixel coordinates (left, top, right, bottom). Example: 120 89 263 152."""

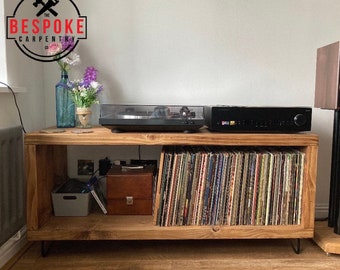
24 126 319 146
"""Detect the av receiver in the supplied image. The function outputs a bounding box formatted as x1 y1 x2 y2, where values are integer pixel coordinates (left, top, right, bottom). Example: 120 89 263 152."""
204 106 312 132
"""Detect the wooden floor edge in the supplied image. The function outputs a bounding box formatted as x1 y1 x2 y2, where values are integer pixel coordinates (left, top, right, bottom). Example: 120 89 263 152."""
1 242 33 270
313 222 340 255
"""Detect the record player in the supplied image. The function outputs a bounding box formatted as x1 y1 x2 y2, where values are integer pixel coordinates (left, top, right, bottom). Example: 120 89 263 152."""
99 104 205 132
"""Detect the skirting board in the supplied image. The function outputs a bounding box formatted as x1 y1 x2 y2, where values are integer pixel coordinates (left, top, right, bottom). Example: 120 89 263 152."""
0 226 27 269
315 204 328 220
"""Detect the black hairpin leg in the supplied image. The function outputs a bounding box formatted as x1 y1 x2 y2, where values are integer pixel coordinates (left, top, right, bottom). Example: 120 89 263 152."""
290 239 301 254
41 241 52 257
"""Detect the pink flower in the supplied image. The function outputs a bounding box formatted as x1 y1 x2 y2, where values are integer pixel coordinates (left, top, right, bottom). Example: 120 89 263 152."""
46 38 79 71
47 42 62 55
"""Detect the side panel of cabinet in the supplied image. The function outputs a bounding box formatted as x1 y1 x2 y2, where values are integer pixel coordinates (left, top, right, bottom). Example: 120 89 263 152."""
300 145 318 230
26 144 67 231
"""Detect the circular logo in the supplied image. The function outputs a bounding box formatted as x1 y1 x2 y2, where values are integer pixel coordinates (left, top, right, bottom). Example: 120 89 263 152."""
6 0 87 62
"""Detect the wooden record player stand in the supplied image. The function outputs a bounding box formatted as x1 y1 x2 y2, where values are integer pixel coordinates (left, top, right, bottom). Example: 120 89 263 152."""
24 127 318 255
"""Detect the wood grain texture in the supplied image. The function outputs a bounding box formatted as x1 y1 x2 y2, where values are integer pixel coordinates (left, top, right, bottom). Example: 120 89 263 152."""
300 145 318 230
26 214 314 241
24 127 319 146
25 145 67 231
24 127 319 242
314 41 340 109
314 221 340 254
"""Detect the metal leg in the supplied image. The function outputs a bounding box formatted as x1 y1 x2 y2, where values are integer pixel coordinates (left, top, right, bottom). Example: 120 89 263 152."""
290 239 301 254
41 241 52 257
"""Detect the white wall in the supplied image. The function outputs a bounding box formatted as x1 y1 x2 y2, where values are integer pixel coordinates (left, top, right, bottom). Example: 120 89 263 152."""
59 0 337 106
1 0 45 131
3 0 337 218
0 1 6 82
45 0 335 216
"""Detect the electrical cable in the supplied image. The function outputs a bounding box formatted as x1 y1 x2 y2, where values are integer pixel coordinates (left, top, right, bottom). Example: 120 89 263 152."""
0 81 27 133
315 217 328 222
90 168 99 178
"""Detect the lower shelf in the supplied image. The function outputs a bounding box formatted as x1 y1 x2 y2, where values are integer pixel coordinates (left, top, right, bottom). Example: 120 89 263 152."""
314 221 340 255
27 213 314 241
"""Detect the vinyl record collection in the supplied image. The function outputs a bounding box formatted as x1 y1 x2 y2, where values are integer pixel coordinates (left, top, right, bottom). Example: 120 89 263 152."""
156 146 305 227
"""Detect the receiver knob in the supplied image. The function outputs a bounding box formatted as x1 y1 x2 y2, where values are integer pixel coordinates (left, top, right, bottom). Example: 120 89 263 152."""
293 114 307 126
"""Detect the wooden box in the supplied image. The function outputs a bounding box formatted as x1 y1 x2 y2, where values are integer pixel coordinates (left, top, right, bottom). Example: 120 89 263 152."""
106 166 154 215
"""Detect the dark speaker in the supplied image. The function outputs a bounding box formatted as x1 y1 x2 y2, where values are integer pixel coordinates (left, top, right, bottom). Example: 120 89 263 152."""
314 41 340 234
330 111 340 233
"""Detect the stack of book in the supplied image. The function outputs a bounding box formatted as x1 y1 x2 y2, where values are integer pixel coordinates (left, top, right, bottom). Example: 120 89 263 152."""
156 146 305 227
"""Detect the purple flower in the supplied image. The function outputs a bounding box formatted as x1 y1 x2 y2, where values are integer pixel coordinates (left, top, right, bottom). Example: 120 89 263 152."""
83 66 97 87
70 66 103 107
96 84 104 94
61 36 75 51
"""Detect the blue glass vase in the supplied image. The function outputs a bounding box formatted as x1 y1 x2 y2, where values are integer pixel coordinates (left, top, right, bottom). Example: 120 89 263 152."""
55 71 75 128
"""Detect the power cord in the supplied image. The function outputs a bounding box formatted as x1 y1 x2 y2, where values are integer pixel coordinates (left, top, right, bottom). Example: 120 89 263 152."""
0 81 27 133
